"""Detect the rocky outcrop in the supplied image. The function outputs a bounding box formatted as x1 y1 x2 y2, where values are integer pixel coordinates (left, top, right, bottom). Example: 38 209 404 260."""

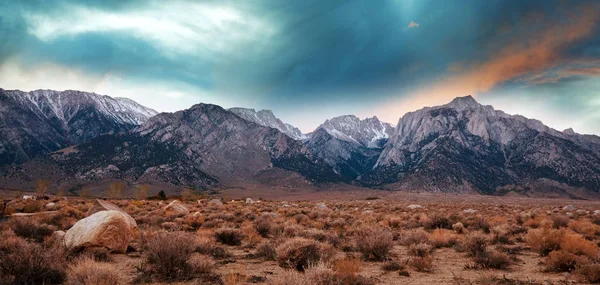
164 200 189 216
64 210 136 253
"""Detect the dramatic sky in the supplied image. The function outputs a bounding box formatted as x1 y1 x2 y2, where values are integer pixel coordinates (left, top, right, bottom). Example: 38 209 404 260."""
1 0 600 134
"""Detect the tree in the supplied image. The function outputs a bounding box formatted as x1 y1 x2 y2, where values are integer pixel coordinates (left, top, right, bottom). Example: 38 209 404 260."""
136 184 149 200
106 182 123 199
181 188 194 201
35 179 51 197
158 190 167 200
79 188 89 198
55 188 65 198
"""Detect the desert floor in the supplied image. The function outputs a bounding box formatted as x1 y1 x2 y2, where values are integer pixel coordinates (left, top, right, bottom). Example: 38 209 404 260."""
1 189 600 284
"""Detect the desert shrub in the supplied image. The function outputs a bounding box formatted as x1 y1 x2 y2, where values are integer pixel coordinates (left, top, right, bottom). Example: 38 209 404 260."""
410 256 434 272
214 228 245 246
188 255 215 275
471 217 491 233
381 260 405 272
22 201 43 213
552 215 570 229
256 242 277 261
254 216 273 237
9 218 54 243
399 229 430 246
525 228 564 256
144 231 196 280
333 257 361 277
591 215 600 226
429 229 458 248
545 250 579 272
452 222 465 234
70 247 112 262
66 257 123 285
575 264 600 283
472 251 511 269
356 227 394 261
424 213 452 230
195 238 232 259
388 217 402 228
491 225 512 245
560 232 600 258
306 262 374 285
408 243 433 257
267 269 310 285
462 232 489 257
0 238 67 285
276 238 331 271
569 220 600 237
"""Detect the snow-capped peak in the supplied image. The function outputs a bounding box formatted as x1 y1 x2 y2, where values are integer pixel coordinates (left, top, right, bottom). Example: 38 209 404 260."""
3 89 157 126
228 107 308 140
317 115 394 148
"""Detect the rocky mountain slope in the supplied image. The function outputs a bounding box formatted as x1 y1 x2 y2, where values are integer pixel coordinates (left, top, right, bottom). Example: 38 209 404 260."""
2 89 600 197
306 115 394 180
361 96 600 195
229 108 307 140
3 103 340 191
316 115 394 148
0 89 157 165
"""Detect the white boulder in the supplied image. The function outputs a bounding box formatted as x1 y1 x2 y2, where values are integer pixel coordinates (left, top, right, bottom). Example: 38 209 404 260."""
64 210 136 253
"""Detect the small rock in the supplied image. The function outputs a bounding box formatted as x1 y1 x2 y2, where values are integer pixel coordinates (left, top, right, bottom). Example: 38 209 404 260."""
208 199 223 206
316 203 328 210
407 204 423 210
45 202 56 210
23 195 35 200
594 210 600 215
363 210 374 214
193 212 201 217
245 198 255 204
563 205 576 211
164 200 190 216
463 209 478 214
53 230 65 241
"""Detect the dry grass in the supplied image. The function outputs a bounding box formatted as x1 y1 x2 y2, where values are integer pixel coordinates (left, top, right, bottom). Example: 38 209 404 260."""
0 236 67 285
144 231 197 281
276 237 331 271
525 228 564 256
356 227 394 261
1 193 600 284
66 257 124 285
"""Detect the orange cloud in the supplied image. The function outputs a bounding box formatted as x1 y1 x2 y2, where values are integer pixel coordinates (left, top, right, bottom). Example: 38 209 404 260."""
407 21 420 28
378 3 600 122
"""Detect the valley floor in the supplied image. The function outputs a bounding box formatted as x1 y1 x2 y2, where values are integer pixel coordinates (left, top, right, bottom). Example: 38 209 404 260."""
1 189 600 284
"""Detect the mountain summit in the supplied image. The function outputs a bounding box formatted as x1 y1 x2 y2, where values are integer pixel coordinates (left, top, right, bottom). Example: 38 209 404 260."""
362 95 600 196
0 89 157 165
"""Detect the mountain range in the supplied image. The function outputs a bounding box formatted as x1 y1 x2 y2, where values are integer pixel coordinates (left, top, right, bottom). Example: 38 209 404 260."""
1 88 599 198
